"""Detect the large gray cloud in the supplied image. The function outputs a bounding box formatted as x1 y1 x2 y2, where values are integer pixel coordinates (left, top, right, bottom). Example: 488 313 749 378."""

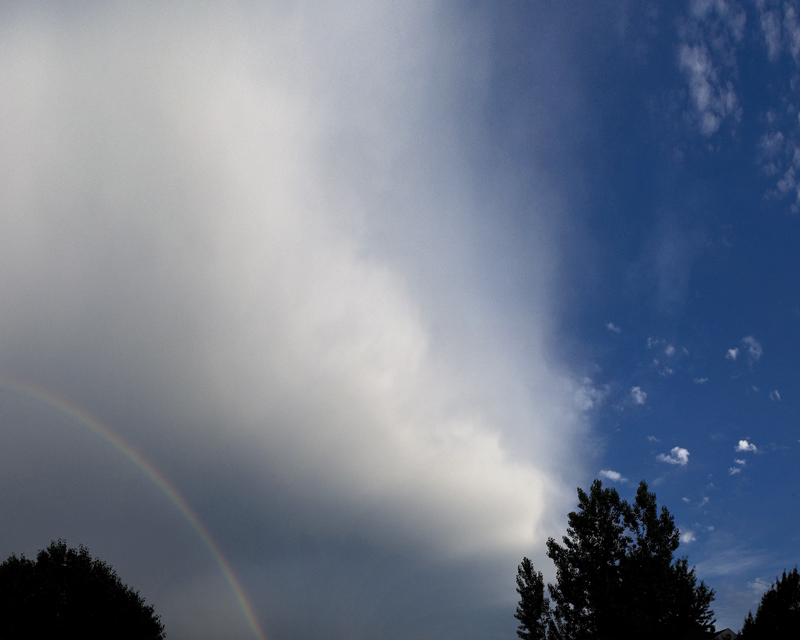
0 3 591 638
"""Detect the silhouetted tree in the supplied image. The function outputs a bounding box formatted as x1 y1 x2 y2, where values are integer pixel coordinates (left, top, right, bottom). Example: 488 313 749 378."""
739 567 800 639
515 557 549 640
0 540 165 640
515 480 716 640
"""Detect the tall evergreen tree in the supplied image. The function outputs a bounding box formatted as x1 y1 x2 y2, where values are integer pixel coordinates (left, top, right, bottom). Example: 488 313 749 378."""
516 479 716 640
739 567 800 639
515 557 549 640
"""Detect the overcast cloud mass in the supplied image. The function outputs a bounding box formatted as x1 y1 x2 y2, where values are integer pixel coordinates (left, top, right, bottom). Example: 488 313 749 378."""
0 3 593 639
2 1 800 637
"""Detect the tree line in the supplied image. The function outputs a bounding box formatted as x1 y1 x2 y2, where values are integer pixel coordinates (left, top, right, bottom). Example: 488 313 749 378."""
515 479 799 639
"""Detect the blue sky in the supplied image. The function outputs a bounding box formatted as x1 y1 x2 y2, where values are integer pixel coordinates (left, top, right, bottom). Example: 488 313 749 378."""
0 1 797 637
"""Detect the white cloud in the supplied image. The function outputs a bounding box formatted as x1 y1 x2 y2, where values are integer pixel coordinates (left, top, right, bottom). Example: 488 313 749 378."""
699 496 709 507
680 530 697 544
606 322 621 333
770 389 781 401
0 0 588 574
598 469 627 483
682 497 690 503
679 0 745 136
742 336 763 361
574 379 609 411
693 377 708 384
760 9 782 61
726 348 739 360
736 440 758 453
648 435 660 442
678 43 740 136
749 577 771 594
733 459 746 466
665 344 676 357
630 386 647 405
657 447 690 466
660 367 674 376
784 3 800 64
647 337 663 349
728 466 742 475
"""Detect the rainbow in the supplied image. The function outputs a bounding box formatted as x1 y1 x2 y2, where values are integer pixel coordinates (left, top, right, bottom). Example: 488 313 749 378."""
0 379 267 640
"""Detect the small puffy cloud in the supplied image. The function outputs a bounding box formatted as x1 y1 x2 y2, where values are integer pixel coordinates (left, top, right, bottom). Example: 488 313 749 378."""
735 439 757 453
606 322 621 334
726 348 739 360
680 530 697 544
770 390 781 401
699 497 709 507
665 344 676 357
693 377 708 384
630 386 647 405
742 336 763 362
682 497 690 503
648 435 660 442
599 469 628 483
661 367 674 377
733 459 746 466
728 466 742 475
657 447 690 466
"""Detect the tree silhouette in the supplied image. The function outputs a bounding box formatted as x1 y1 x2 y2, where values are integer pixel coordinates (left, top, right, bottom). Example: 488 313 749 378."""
516 480 715 640
0 540 165 639
515 557 549 640
739 567 800 638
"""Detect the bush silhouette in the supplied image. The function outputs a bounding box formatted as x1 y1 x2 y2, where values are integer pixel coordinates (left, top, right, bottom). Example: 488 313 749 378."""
0 540 165 639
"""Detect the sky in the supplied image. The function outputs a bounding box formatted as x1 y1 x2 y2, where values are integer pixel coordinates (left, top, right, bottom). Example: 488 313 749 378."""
0 1 797 637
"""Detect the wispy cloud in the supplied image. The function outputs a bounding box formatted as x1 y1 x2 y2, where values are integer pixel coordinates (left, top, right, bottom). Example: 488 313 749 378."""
678 43 740 136
678 0 746 133
665 344 676 356
606 322 621 333
726 347 739 360
693 377 709 384
742 336 763 362
696 548 770 577
657 446 690 466
770 389 781 401
630 386 647 405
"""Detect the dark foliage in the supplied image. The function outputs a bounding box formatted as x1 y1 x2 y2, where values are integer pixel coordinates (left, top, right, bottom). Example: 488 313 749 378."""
739 567 800 639
516 480 716 640
515 557 549 640
0 540 165 640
